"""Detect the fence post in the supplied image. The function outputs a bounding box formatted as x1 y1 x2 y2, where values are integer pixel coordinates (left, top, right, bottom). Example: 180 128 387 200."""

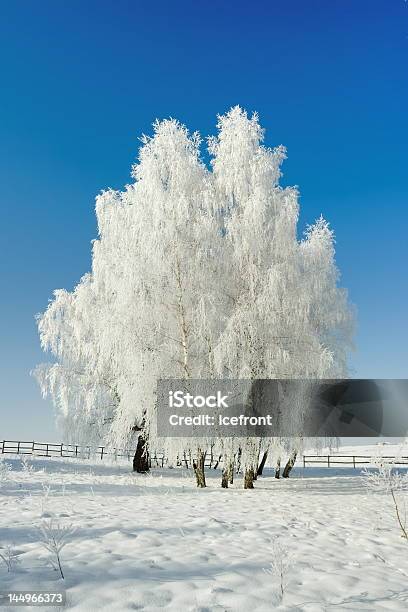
60 443 63 457
17 441 20 454
100 447 104 460
75 445 78 457
303 455 306 468
32 441 35 455
327 455 330 468
46 443 49 457
1 440 4 454
353 455 356 469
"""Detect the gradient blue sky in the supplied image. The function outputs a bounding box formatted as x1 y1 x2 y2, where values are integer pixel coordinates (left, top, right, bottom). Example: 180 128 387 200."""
0 0 407 441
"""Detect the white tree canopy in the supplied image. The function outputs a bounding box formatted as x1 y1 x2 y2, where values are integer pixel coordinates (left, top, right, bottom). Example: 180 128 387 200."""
35 106 354 462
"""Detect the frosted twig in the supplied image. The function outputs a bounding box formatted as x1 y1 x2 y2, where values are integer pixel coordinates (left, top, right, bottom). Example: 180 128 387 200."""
37 519 75 580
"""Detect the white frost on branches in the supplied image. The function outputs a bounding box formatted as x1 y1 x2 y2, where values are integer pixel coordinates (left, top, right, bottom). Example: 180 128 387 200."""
363 455 408 541
38 519 75 580
0 457 12 488
34 106 354 473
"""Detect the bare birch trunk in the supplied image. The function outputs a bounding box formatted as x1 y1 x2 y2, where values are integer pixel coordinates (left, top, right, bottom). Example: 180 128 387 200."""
244 467 255 489
221 467 229 488
175 258 191 379
229 460 234 484
236 447 242 473
257 451 268 476
282 450 297 478
193 450 206 488
133 434 150 473
275 457 281 479
221 459 234 488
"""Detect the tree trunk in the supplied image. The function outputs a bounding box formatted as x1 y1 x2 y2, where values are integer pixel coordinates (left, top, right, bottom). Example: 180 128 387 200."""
193 450 206 488
236 447 242 473
244 467 255 489
282 451 297 478
275 457 281 479
257 451 268 476
213 454 222 469
253 447 260 481
133 434 149 473
229 460 234 485
221 460 234 488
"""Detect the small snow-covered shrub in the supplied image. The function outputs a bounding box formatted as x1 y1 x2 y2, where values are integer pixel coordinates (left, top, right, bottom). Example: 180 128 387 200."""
263 538 294 602
363 457 408 541
0 545 21 572
0 457 12 488
38 519 75 580
39 483 52 517
21 455 35 474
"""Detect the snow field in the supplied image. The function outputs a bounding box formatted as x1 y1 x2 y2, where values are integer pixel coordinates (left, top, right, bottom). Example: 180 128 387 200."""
0 456 408 611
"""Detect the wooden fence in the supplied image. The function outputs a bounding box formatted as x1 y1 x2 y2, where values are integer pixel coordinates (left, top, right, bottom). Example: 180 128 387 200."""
1 440 407 470
0 440 165 467
0 440 220 469
303 454 408 468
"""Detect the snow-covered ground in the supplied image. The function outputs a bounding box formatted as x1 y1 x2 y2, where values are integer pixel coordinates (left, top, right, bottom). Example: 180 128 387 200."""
1 449 408 611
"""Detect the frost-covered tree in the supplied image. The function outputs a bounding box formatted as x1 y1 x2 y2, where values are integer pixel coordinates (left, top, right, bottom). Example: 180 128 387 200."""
363 456 408 542
209 107 353 487
36 118 228 482
35 106 353 488
111 119 228 485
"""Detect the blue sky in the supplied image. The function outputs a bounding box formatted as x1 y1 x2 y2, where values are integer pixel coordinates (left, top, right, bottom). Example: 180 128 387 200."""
0 0 407 440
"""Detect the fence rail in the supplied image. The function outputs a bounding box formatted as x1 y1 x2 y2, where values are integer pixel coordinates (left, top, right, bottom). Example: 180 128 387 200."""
0 440 216 468
1 440 407 470
0 440 165 467
302 454 408 468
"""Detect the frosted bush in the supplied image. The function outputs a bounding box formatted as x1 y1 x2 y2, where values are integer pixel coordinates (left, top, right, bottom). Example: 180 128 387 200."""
38 519 75 580
263 538 294 602
0 545 21 572
363 457 408 541
0 457 12 488
21 455 35 474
